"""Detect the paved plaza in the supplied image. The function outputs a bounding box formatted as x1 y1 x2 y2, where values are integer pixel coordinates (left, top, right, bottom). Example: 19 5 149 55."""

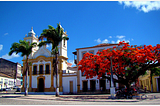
0 92 160 105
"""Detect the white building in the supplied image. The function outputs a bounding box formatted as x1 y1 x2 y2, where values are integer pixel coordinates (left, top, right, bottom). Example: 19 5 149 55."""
73 43 120 93
21 27 76 94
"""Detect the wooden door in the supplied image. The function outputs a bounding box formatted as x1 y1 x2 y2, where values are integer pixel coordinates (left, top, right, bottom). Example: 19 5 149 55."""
70 81 73 93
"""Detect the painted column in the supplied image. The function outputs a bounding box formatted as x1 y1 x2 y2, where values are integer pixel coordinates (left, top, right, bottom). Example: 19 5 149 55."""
29 65 32 92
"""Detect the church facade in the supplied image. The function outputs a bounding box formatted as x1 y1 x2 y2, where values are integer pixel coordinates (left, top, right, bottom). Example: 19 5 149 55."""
21 27 77 94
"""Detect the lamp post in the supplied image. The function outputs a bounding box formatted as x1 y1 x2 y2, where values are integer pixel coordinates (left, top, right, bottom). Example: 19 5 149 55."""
110 56 115 98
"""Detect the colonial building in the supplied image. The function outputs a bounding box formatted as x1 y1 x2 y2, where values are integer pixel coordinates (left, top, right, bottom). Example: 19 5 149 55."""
73 43 120 93
0 73 15 90
139 69 160 92
0 58 22 88
21 27 76 94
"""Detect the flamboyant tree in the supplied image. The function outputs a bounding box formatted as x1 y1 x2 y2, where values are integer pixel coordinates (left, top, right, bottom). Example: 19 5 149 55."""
78 41 160 90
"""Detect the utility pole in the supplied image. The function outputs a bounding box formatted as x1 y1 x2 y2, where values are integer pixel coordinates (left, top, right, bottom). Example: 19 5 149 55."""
110 56 115 98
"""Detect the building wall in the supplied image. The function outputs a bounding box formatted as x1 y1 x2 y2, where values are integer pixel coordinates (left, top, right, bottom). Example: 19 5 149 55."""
139 71 160 92
0 58 17 79
0 58 22 87
77 44 119 92
62 74 77 94
0 76 14 89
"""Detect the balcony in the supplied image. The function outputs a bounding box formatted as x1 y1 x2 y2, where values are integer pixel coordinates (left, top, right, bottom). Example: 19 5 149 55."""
28 70 51 75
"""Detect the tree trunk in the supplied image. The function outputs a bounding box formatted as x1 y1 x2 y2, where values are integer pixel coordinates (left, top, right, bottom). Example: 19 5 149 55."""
55 53 59 97
25 57 29 96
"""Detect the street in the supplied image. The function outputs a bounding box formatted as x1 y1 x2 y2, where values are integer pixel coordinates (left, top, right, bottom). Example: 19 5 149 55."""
0 96 160 105
0 93 160 105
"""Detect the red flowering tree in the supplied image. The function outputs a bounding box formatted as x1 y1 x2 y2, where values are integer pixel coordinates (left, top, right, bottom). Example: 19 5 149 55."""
78 41 160 90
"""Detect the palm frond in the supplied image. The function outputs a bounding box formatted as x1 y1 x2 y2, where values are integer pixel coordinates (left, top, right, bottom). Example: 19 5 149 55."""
9 40 37 57
38 40 52 47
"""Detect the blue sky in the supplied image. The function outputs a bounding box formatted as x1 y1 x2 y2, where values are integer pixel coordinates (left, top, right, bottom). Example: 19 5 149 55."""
0 1 160 66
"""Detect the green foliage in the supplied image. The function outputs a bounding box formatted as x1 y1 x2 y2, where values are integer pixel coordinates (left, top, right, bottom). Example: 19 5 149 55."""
9 40 37 57
151 67 160 76
38 23 69 55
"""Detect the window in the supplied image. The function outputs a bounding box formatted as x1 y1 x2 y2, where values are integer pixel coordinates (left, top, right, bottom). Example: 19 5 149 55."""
98 49 103 52
63 39 66 46
45 65 50 74
4 79 8 85
89 50 94 54
82 51 87 58
33 66 37 75
39 65 43 74
0 78 3 84
9 81 13 85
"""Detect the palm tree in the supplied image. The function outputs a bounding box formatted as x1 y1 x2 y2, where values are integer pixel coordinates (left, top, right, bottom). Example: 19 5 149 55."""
9 40 37 96
38 23 69 97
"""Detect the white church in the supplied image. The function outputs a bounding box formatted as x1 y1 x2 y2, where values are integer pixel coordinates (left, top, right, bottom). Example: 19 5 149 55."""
21 27 119 94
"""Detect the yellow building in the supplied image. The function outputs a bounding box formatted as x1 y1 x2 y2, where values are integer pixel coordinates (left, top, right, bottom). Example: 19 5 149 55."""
21 27 72 94
139 70 160 92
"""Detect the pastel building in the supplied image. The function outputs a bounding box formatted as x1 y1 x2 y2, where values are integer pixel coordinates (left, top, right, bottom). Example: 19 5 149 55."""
21 27 77 94
73 43 120 93
139 70 160 92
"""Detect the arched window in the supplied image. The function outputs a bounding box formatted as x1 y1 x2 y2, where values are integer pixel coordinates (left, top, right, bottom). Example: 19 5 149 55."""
45 64 50 74
33 65 37 75
39 65 43 74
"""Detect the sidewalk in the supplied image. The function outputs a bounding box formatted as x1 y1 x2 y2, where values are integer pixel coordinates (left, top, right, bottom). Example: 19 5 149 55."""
1 92 160 102
0 93 140 102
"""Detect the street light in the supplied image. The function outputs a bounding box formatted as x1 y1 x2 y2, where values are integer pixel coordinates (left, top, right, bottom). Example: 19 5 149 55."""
110 56 115 98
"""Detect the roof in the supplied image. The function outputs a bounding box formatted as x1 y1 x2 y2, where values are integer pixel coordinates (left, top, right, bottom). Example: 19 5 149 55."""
67 62 72 66
0 58 17 65
0 72 13 79
76 43 118 50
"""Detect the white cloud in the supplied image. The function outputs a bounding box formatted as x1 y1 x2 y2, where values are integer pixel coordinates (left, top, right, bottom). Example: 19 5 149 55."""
111 41 115 44
116 35 125 39
4 33 8 36
102 39 109 43
116 39 130 44
94 35 132 44
116 40 121 44
94 38 101 43
1 53 20 59
119 1 160 13
109 36 112 38
0 44 3 51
